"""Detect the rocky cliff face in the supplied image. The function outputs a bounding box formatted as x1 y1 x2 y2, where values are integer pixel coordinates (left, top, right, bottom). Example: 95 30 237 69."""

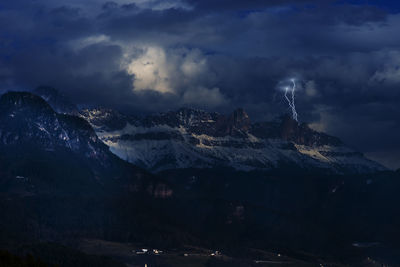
80 107 385 174
251 114 342 147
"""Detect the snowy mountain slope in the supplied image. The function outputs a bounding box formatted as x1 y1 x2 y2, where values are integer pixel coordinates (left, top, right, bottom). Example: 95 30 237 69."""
0 91 110 162
0 92 169 196
80 107 386 174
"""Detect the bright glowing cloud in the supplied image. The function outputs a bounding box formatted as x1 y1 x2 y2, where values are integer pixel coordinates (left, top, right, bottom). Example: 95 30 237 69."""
126 46 212 93
126 46 172 93
124 45 226 107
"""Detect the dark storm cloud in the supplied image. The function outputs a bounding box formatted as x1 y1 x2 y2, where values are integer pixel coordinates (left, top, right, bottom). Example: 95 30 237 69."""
0 0 399 168
99 7 197 38
95 2 390 53
185 0 329 11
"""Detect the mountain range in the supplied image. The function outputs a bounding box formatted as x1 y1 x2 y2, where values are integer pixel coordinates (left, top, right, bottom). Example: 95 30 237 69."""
80 107 385 174
31 86 386 175
0 87 398 266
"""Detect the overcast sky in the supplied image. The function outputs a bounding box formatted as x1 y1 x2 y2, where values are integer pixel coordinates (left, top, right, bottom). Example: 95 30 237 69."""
0 0 399 169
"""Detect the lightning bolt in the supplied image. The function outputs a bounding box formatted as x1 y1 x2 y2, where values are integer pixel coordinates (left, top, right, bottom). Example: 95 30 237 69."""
284 79 298 122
